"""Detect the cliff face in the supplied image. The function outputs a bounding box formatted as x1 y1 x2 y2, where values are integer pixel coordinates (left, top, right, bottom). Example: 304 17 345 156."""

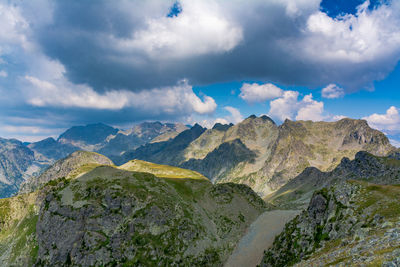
260 180 400 266
1 160 266 266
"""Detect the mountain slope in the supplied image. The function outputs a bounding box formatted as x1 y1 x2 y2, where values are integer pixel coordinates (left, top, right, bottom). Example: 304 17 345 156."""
181 139 257 182
117 124 206 166
260 180 400 266
19 151 114 194
1 160 266 266
226 118 394 196
266 151 400 209
99 122 188 157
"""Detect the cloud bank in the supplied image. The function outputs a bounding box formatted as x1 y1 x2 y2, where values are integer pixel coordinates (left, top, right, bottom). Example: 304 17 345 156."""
1 0 400 140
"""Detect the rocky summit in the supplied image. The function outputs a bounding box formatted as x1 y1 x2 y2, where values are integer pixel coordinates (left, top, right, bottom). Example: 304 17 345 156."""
0 156 266 266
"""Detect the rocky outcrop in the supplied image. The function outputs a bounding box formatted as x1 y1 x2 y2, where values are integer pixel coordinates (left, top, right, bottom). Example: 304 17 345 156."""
260 180 400 266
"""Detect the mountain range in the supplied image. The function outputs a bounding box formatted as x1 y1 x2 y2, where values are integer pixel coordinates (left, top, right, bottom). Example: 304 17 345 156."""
114 116 395 196
0 122 187 197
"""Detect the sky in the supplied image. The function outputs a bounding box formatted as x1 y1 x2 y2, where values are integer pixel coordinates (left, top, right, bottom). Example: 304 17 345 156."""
0 0 400 146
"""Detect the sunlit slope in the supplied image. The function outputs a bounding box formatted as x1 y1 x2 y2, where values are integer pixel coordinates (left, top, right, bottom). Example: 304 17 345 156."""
119 159 207 179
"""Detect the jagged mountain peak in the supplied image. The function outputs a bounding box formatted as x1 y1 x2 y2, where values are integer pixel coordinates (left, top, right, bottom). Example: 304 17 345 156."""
212 122 233 131
57 123 118 146
191 123 205 130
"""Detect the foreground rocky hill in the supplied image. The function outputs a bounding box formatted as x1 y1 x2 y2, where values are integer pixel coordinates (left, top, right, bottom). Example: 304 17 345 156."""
260 180 400 266
0 155 266 266
118 116 395 196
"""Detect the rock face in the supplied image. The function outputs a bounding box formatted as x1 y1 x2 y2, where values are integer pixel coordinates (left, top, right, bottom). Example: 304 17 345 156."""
181 139 257 182
19 151 114 194
117 116 395 196
260 180 400 266
0 138 38 197
266 151 400 209
0 160 266 266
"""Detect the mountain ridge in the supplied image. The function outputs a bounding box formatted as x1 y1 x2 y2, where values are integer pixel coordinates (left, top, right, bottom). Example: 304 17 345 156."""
117 116 395 196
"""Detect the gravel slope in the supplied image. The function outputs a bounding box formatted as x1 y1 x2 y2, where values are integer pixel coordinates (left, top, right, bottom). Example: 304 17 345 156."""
225 210 300 267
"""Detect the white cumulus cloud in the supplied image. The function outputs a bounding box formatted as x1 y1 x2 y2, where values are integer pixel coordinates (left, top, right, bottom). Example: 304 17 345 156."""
24 75 217 116
224 106 244 124
363 106 400 134
302 2 400 64
268 91 325 122
321 84 345 99
196 106 243 128
239 83 283 103
115 0 243 59
296 94 325 121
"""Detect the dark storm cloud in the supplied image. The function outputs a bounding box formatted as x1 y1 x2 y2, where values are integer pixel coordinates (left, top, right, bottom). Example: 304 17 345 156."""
34 1 317 91
30 0 400 93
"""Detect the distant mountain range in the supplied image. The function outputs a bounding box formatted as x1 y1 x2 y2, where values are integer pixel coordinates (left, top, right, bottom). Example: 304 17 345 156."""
0 122 187 197
114 115 395 196
0 116 397 199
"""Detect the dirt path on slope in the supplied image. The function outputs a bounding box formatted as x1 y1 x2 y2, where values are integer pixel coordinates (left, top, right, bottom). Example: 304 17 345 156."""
224 210 300 267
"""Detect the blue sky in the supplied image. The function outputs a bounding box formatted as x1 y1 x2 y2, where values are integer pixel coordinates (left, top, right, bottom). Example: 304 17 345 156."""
0 0 399 146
